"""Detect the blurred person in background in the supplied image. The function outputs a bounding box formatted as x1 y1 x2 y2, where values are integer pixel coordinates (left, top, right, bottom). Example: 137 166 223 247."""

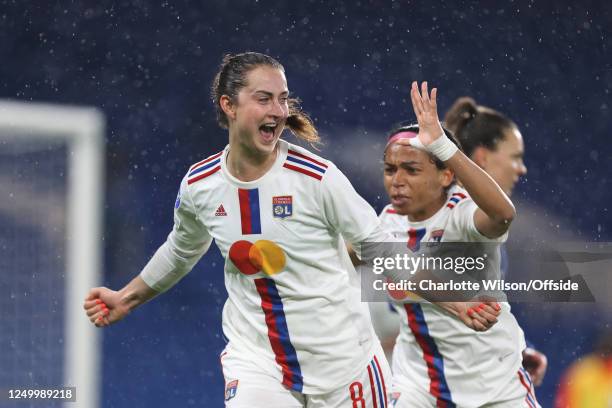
444 96 548 387
554 330 612 408
377 83 539 407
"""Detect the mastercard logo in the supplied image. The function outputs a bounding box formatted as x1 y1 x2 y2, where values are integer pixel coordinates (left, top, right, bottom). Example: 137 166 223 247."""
229 240 286 276
386 278 423 302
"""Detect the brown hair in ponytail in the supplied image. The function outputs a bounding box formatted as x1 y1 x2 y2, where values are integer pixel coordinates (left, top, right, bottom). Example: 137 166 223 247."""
444 97 517 158
211 52 320 145
286 98 319 145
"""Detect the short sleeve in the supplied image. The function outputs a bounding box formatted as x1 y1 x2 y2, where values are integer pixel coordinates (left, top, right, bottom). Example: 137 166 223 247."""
320 163 380 245
452 199 508 243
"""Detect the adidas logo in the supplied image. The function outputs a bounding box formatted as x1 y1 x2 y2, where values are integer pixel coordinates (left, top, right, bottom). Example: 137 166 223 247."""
215 204 227 216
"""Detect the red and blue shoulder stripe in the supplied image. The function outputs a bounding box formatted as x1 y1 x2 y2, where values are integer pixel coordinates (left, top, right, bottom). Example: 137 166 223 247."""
187 151 223 185
446 192 467 209
283 149 328 181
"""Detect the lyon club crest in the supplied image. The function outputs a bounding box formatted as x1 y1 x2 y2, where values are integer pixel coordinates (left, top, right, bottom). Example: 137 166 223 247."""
225 379 238 401
273 195 293 219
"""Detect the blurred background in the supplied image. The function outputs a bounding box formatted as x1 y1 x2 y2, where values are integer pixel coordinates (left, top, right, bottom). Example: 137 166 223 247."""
0 1 610 406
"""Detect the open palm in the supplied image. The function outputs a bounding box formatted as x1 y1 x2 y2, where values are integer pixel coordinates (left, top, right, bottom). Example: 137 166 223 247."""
410 81 445 146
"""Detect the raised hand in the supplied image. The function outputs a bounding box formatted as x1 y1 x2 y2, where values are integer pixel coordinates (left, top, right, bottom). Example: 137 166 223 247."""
409 81 445 147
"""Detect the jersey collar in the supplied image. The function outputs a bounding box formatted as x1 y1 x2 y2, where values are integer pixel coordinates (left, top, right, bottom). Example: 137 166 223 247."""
220 139 289 188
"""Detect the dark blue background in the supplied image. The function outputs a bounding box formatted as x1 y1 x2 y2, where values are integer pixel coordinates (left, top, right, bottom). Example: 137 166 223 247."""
1 1 610 406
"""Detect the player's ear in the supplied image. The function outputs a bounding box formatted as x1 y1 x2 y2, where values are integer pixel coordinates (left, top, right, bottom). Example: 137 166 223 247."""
220 95 236 121
471 146 489 170
439 168 454 188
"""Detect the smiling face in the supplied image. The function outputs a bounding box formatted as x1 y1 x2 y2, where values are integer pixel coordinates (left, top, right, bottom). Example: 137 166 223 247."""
474 127 527 196
383 143 454 221
222 65 289 158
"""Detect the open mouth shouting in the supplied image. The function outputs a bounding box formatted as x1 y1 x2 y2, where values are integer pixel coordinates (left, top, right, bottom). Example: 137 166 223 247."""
259 122 280 144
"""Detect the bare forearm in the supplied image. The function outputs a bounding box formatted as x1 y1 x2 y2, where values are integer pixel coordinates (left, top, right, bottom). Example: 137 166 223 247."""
84 275 160 327
446 150 516 223
118 275 160 312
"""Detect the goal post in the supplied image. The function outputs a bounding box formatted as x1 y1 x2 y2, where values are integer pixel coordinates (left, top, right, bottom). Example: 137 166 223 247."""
0 99 104 408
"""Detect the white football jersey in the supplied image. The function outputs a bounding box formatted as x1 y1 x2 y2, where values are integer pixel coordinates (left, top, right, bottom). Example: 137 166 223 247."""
379 185 526 407
143 139 383 394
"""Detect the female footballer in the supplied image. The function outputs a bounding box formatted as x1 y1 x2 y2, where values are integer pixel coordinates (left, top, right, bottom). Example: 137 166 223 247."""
381 83 540 407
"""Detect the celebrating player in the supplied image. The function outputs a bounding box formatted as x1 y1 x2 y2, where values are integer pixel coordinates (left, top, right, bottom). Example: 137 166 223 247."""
83 52 496 407
445 96 548 387
85 52 390 407
381 82 540 407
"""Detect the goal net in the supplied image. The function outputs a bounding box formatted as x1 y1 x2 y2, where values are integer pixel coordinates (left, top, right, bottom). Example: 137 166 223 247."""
0 100 104 408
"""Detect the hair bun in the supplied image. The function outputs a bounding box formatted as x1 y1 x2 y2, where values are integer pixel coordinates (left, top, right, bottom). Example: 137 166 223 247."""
444 96 477 136
443 96 516 158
